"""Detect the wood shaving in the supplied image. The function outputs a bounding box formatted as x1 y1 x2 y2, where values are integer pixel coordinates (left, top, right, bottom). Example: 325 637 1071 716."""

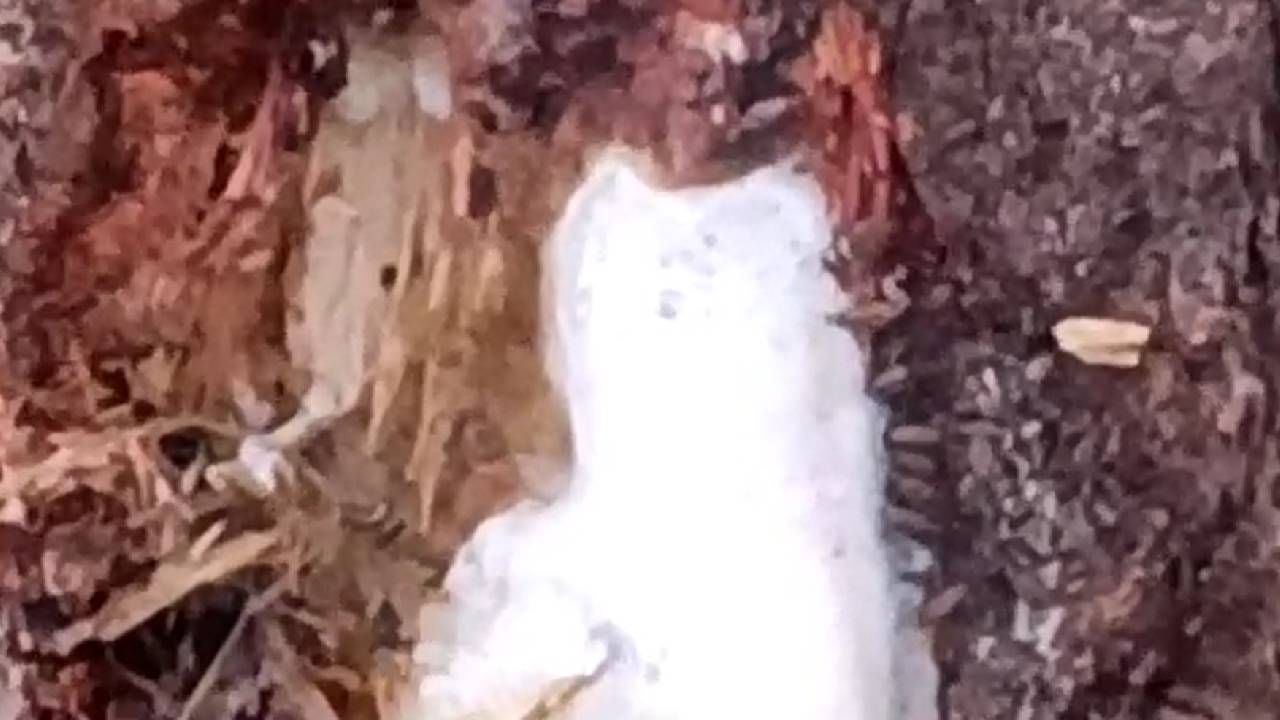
1052 317 1152 368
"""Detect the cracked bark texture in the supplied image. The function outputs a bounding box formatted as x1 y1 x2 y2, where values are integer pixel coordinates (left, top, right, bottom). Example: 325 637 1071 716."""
871 0 1280 717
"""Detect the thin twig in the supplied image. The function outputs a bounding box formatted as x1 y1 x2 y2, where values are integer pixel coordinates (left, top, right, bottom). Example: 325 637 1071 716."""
175 575 291 720
520 629 625 720
106 648 179 717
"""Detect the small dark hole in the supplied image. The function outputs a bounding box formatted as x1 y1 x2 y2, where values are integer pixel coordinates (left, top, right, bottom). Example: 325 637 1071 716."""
131 400 157 422
94 366 131 409
467 165 498 218
0 23 25 49
1115 208 1153 242
14 143 32 187
372 601 402 647
208 143 238 198
1035 118 1070 142
189 588 247 669
380 265 397 290
22 597 73 636
1244 216 1268 289
158 429 204 470
474 104 498 133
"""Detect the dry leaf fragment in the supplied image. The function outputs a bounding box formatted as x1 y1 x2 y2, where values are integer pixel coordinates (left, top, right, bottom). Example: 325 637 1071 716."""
1052 317 1152 368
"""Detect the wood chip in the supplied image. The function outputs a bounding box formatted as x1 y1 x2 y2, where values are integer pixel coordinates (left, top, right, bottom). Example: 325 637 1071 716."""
1051 317 1152 368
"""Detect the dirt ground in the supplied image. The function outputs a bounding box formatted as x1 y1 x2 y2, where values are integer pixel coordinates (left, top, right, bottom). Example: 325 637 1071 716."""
5 0 1280 718
866 0 1280 717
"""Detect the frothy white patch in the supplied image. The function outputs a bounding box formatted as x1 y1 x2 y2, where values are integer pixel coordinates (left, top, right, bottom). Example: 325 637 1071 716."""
412 151 896 720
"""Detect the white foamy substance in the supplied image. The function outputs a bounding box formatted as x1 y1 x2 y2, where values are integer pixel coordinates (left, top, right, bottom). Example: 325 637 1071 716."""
411 151 896 720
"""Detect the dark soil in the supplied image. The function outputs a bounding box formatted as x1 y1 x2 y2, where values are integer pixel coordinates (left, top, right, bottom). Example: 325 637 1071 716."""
869 0 1280 717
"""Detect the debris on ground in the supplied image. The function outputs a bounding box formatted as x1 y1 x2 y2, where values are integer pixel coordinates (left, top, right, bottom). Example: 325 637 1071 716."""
10 0 1280 718
868 0 1280 717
